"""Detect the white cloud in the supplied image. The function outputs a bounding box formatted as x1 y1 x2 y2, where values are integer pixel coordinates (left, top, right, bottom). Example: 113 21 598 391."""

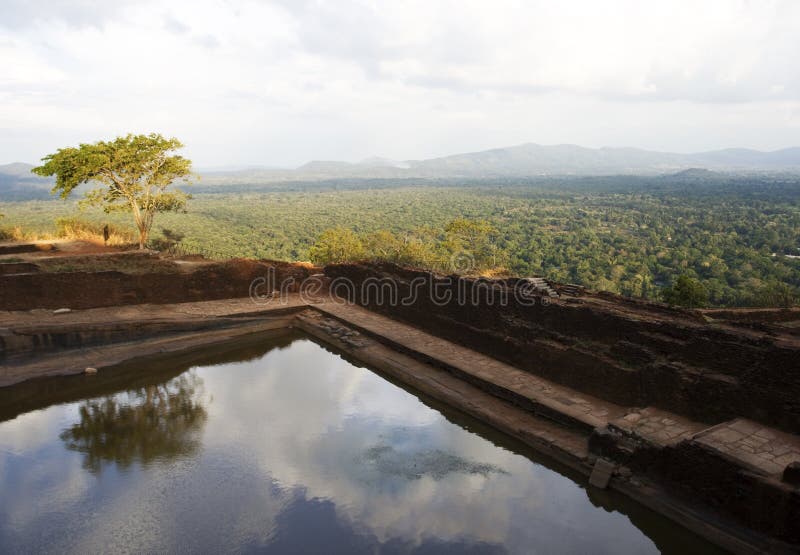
0 0 798 166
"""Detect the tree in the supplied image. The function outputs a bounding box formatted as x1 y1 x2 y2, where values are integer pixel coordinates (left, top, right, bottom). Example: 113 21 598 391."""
32 133 193 249
364 229 403 262
754 282 797 308
308 227 365 265
661 274 709 308
60 373 207 474
442 218 506 274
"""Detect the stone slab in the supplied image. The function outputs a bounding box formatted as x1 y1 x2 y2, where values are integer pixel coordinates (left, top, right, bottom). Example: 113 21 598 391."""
610 407 707 447
693 418 800 477
589 458 616 488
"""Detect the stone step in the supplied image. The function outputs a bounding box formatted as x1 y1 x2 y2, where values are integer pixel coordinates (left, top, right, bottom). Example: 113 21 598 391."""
0 317 297 388
295 310 591 469
560 284 586 297
0 305 309 359
588 458 616 488
316 304 626 434
0 262 40 275
520 277 560 298
691 418 800 478
0 242 56 255
608 407 707 447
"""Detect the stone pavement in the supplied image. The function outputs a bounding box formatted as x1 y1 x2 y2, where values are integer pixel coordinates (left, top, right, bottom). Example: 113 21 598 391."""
0 297 310 386
0 317 296 387
0 296 310 328
610 407 707 447
693 418 800 477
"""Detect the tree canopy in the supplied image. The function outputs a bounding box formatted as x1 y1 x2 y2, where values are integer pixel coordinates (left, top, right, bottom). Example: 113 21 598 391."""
308 227 366 265
661 274 709 308
308 218 508 275
2 177 798 307
32 133 192 248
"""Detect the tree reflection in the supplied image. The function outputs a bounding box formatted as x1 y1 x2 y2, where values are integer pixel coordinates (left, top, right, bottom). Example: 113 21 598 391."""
60 372 207 473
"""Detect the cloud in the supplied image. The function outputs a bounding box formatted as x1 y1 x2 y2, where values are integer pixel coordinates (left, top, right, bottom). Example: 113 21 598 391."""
0 0 136 29
264 0 800 103
0 0 798 165
193 33 220 48
163 14 190 35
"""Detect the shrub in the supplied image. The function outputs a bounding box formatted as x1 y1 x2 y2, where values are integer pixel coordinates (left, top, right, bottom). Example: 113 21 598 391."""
661 274 709 308
308 227 365 265
149 228 185 252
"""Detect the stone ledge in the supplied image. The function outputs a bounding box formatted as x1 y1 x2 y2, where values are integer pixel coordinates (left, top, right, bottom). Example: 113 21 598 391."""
692 418 800 478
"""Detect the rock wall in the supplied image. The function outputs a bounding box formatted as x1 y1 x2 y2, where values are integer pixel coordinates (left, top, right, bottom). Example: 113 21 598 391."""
0 259 315 310
590 425 800 545
704 308 800 324
325 263 800 434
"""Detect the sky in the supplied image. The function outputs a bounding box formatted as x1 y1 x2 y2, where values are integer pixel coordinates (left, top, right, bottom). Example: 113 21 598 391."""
1 0 799 168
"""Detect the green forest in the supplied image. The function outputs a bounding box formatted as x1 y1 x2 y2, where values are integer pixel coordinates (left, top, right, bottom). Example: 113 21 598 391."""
2 175 799 307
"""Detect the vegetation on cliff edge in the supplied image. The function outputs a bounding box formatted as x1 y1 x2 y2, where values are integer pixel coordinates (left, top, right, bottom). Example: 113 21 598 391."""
1 177 798 308
32 134 192 249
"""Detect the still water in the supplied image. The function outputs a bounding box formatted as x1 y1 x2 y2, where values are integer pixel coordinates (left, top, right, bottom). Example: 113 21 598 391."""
0 331 723 554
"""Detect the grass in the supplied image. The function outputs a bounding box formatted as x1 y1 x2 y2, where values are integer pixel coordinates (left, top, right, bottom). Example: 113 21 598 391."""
0 216 136 246
53 217 137 246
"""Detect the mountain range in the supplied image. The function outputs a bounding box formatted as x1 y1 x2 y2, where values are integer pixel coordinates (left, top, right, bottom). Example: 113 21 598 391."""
203 143 800 183
3 143 800 197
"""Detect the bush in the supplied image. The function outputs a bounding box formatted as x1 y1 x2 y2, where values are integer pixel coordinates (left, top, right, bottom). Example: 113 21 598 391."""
308 227 365 265
149 228 185 252
307 219 509 275
661 274 709 308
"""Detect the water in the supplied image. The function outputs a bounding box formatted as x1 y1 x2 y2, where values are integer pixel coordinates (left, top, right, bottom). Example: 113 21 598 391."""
0 331 723 554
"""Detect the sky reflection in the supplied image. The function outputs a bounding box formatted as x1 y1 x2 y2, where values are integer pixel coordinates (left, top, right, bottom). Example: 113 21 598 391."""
0 334 716 554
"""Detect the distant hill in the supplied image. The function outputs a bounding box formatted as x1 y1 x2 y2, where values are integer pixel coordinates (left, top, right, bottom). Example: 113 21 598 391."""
405 144 800 176
691 147 800 168
0 162 41 177
200 143 800 185
357 156 410 169
0 163 54 200
4 144 800 199
407 144 687 176
667 168 722 179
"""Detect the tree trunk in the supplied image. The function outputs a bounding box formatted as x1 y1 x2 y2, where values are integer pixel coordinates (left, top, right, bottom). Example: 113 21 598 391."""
138 226 148 250
134 208 154 250
131 201 147 250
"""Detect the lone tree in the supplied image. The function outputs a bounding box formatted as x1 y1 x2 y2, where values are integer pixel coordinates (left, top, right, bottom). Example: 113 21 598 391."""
32 133 192 249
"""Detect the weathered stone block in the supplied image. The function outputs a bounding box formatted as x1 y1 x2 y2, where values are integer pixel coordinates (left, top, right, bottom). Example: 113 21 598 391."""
589 458 616 489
